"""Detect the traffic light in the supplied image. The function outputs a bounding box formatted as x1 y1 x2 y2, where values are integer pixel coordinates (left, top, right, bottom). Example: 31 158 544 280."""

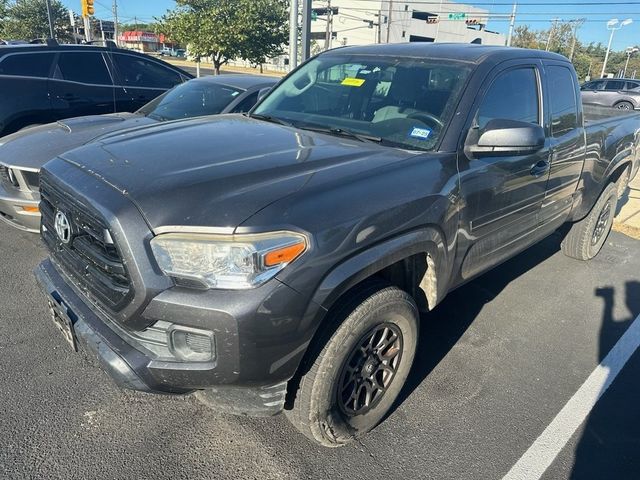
426 16 439 24
81 0 95 17
465 19 481 25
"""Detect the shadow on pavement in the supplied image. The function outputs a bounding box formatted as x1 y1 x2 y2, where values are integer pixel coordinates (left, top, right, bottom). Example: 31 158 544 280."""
569 281 640 479
389 231 564 415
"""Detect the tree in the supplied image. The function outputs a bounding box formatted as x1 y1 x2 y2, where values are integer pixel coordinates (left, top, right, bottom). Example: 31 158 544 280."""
511 25 540 50
157 0 288 74
237 0 288 69
1 0 71 41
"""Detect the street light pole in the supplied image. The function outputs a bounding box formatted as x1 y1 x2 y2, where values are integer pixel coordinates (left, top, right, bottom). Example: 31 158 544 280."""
45 0 55 38
601 18 633 78
624 47 639 78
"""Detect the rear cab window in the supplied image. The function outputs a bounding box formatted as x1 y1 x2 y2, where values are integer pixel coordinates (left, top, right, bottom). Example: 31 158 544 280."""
0 52 55 78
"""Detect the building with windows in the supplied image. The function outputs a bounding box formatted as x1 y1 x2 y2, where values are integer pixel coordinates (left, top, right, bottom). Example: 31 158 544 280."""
311 0 505 49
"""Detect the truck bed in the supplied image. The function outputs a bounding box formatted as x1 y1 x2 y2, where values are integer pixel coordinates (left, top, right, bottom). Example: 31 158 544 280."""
583 103 640 125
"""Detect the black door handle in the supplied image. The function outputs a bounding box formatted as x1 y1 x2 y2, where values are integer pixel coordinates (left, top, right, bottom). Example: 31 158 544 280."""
530 160 550 177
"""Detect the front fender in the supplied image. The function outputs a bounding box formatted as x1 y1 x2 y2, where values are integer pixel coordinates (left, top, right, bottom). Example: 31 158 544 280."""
306 226 450 322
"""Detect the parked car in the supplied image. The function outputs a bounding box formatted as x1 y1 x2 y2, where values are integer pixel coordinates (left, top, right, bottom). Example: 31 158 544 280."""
581 78 640 110
34 44 640 447
0 74 277 232
0 39 192 137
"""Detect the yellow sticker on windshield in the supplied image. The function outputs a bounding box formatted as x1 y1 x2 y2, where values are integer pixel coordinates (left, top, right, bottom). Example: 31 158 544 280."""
341 77 365 87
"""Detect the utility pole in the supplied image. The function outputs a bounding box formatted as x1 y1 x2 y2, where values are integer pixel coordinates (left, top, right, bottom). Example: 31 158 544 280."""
45 0 55 38
324 0 333 50
546 18 559 52
385 0 393 43
506 3 517 47
301 0 311 62
377 10 382 43
113 0 119 46
289 0 298 70
569 18 585 61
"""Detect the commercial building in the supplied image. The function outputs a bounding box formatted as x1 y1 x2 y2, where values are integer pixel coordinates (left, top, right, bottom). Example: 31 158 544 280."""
117 31 174 53
311 0 505 49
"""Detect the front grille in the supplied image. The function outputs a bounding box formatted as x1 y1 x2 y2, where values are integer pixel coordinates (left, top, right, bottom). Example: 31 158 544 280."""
40 175 132 310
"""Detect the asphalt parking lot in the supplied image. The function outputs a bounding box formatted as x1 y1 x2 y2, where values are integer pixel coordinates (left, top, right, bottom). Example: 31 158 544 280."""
0 222 638 480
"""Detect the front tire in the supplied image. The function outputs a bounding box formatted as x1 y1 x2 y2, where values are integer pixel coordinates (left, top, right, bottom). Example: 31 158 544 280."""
286 281 419 447
561 182 618 260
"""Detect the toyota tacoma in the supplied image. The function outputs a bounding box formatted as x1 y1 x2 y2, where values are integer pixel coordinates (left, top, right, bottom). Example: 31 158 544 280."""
35 44 640 447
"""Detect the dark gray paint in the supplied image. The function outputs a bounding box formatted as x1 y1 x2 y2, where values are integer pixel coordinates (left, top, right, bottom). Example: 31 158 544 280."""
36 44 640 406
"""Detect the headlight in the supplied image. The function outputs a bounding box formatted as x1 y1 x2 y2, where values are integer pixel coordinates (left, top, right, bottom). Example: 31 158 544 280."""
150 231 308 290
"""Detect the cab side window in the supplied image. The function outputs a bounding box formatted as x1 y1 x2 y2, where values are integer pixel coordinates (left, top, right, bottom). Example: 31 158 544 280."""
476 68 540 131
547 66 578 137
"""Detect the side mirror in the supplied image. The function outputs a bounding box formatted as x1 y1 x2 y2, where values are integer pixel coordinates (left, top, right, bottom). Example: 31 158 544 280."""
257 87 272 102
469 119 545 156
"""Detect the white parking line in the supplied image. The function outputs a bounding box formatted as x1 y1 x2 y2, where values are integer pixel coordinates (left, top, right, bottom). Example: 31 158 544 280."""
502 313 640 480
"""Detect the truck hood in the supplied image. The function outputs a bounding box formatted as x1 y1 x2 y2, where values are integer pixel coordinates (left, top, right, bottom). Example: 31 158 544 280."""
0 113 157 170
58 115 417 230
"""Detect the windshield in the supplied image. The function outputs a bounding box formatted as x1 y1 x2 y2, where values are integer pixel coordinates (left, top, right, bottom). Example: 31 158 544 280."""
253 54 471 151
138 81 244 121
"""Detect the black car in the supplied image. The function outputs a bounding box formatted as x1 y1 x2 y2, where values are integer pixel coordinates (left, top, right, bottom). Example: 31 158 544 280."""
0 40 191 136
0 74 278 232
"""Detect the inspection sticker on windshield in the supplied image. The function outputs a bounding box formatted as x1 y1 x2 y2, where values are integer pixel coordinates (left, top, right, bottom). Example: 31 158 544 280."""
409 127 432 140
341 77 365 87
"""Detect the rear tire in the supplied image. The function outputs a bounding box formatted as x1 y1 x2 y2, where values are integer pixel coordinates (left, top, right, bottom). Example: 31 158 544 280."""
561 182 618 261
614 101 634 111
286 281 419 447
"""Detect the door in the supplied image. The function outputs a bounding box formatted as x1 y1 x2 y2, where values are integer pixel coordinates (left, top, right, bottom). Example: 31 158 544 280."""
457 62 551 279
580 79 606 106
49 51 116 120
109 53 185 112
539 63 586 226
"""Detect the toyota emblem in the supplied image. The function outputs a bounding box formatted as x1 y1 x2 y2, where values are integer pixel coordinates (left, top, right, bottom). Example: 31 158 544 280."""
54 211 72 244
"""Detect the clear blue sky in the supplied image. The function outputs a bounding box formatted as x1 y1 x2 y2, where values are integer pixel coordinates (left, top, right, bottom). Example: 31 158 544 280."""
58 0 640 52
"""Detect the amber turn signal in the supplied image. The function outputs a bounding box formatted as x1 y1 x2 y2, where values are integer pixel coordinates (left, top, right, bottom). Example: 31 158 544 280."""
264 241 306 267
22 206 39 213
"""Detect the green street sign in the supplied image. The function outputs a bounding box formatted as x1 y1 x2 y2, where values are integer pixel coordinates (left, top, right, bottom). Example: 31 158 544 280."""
448 13 466 20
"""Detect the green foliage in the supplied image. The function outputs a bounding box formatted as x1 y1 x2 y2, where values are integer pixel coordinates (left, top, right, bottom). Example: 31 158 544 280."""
1 0 72 41
511 21 640 81
156 0 288 74
120 22 154 32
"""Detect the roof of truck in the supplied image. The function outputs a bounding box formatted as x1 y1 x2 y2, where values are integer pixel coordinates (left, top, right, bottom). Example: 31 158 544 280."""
329 43 569 64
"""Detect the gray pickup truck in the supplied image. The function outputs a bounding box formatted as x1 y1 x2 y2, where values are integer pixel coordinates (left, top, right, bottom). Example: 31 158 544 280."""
35 44 639 447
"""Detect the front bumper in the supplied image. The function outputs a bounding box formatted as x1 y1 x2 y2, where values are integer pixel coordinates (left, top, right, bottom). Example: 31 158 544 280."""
34 258 309 416
0 182 40 232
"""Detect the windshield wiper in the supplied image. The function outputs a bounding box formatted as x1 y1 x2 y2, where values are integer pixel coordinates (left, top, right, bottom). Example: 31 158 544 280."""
297 125 382 144
249 113 294 127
